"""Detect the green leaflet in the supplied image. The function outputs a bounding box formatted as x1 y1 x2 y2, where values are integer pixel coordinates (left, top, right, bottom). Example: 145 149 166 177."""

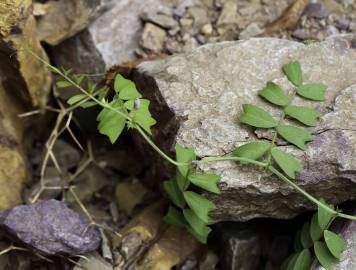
175 144 196 191
284 105 321 127
56 80 72 88
296 84 327 101
310 213 323 242
188 173 221 194
133 111 157 135
294 229 303 252
240 104 278 128
97 100 126 143
80 101 97 109
183 191 216 223
232 141 270 164
286 253 299 270
163 206 187 227
314 241 338 270
300 221 313 249
324 230 347 259
114 74 142 100
183 209 211 244
283 61 302 86
271 148 303 179
163 178 185 208
67 94 86 105
318 199 335 230
276 125 313 150
293 249 312 270
258 81 290 106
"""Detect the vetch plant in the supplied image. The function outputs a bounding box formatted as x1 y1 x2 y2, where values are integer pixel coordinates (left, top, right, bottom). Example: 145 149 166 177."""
27 49 356 269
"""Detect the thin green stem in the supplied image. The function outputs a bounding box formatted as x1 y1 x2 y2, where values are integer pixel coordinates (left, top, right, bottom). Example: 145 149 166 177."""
267 166 336 214
198 156 268 167
135 125 186 167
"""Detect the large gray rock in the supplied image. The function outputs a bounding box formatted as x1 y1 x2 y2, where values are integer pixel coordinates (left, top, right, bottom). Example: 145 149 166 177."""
53 0 176 74
132 36 356 221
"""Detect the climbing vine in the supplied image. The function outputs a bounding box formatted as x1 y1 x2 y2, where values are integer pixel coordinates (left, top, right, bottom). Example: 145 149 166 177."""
28 49 356 269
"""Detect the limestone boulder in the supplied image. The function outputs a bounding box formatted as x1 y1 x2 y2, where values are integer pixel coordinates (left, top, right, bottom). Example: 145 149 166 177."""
132 35 356 221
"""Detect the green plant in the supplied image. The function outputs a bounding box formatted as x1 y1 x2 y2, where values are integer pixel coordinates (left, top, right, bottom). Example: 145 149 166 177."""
28 50 356 268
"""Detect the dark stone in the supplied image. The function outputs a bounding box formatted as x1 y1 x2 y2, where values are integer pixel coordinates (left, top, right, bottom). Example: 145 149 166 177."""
0 200 101 255
303 3 329 19
291 29 309 40
219 225 262 270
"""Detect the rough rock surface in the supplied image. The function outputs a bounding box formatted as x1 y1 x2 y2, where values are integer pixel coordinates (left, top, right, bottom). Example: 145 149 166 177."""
0 199 101 255
52 0 176 74
132 36 356 221
35 0 113 46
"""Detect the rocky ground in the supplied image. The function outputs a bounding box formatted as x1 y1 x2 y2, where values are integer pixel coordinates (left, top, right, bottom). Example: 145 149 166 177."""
0 0 355 269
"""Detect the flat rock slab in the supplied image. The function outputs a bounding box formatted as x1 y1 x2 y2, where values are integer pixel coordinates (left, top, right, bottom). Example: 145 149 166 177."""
132 36 356 221
0 200 101 255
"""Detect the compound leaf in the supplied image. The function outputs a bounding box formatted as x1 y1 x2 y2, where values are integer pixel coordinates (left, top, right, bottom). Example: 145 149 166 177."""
293 249 312 270
232 141 270 164
258 81 290 106
314 241 338 270
240 104 278 128
163 178 185 208
271 148 303 179
183 209 211 244
80 101 97 109
285 105 321 127
283 61 302 86
310 213 323 242
183 191 216 223
301 221 313 249
188 173 221 194
318 199 335 230
163 206 187 227
276 125 313 150
324 230 347 259
296 84 327 101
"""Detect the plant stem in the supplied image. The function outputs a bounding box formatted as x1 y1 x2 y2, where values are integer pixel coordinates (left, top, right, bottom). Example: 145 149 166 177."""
198 156 268 167
135 125 187 167
268 166 335 214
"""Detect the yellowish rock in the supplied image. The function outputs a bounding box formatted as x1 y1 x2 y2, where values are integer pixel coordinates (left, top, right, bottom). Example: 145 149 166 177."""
115 180 150 216
0 0 52 108
0 84 28 210
136 226 201 270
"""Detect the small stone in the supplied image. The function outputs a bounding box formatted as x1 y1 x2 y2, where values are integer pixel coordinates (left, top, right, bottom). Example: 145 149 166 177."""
141 11 178 29
238 22 263 40
292 28 309 40
349 21 356 31
180 17 194 28
196 34 206 44
0 200 101 255
140 23 167 53
201 23 213 36
183 37 199 52
303 2 329 19
188 6 210 31
326 25 340 36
